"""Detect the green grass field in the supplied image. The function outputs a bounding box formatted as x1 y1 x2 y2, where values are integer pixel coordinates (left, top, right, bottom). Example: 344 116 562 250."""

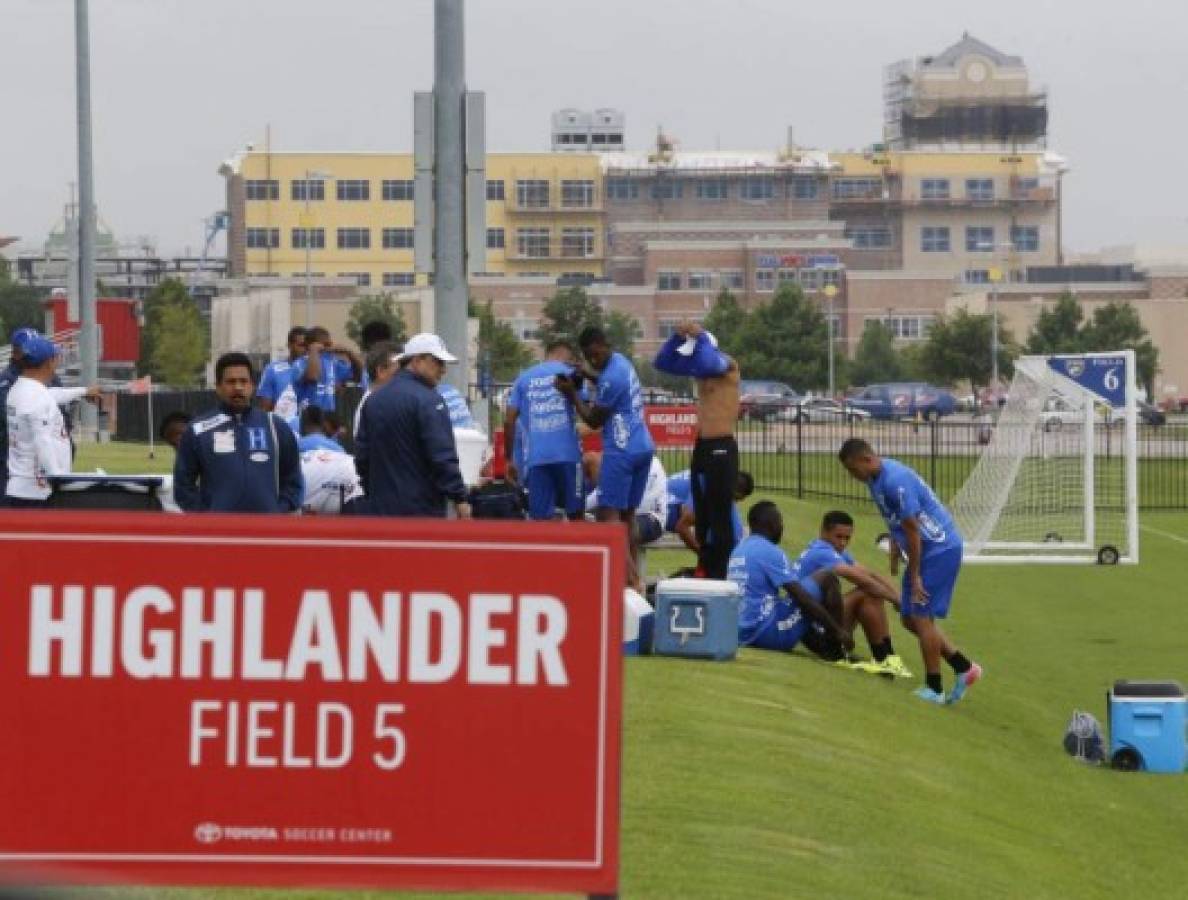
53 447 1188 899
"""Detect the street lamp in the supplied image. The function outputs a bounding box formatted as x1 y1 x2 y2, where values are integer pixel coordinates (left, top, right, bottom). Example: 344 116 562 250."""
986 265 1003 392
823 283 839 398
302 170 333 326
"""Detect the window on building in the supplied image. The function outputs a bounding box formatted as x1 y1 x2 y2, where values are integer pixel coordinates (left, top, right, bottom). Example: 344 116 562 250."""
561 180 595 208
486 227 505 249
966 178 995 202
964 269 990 284
336 180 370 201
290 179 325 202
720 270 744 290
516 228 550 258
832 177 882 199
341 272 372 287
382 227 414 249
605 178 639 201
740 177 775 200
290 227 325 250
561 227 595 258
966 226 995 252
790 176 818 199
337 227 371 249
1011 226 1040 252
821 268 841 288
246 228 279 249
921 226 951 252
695 179 728 200
383 272 415 287
777 268 798 284
687 271 713 290
245 179 279 201
1013 176 1039 196
921 178 950 200
799 268 822 290
657 271 682 291
755 269 775 292
382 179 414 201
650 179 683 200
871 315 935 341
516 180 550 208
486 179 505 201
848 228 892 249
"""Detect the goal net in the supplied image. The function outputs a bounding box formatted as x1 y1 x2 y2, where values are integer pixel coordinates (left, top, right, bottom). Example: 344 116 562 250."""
952 351 1139 565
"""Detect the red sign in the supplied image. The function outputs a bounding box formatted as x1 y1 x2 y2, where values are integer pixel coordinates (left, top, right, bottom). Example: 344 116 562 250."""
0 512 623 895
645 405 699 447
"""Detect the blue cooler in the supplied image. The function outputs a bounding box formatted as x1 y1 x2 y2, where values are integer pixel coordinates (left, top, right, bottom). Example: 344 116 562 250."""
623 588 654 656
1108 680 1187 773
652 578 740 661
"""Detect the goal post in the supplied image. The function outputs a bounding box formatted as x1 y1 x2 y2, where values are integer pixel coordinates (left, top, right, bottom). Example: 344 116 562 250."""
952 350 1139 565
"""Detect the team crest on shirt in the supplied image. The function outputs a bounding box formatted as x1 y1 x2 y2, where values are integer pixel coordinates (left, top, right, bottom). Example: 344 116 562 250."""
247 427 268 452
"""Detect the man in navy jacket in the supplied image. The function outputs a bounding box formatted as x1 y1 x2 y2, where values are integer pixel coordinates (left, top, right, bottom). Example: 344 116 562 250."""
174 352 304 513
355 333 471 519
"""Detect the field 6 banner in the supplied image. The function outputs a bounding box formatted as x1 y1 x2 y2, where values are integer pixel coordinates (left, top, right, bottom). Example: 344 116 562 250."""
0 512 623 895
645 405 698 447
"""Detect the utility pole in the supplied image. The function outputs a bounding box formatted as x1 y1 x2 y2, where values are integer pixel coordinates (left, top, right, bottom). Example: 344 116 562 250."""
74 0 99 431
434 0 468 393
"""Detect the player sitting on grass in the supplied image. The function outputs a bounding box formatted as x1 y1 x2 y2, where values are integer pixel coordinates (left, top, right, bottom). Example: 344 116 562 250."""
727 501 854 657
791 510 912 678
838 438 982 705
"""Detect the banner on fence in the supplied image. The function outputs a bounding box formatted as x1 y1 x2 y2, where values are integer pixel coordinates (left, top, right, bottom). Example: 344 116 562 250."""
0 512 623 895
645 405 699 447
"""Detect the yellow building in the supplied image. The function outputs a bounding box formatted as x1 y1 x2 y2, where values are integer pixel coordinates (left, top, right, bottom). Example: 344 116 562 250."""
221 150 606 288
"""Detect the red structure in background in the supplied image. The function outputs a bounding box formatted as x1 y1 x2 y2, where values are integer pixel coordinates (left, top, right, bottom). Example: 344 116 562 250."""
43 295 141 368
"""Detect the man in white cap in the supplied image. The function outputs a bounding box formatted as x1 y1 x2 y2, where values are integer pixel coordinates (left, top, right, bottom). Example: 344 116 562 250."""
653 320 741 578
5 336 100 507
355 332 471 519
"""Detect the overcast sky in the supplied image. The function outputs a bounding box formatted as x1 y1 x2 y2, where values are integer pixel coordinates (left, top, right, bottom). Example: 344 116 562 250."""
3 0 1187 258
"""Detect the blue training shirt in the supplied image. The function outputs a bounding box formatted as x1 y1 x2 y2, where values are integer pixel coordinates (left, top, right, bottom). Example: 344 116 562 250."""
593 352 654 456
291 352 354 412
507 360 580 469
727 534 797 644
297 433 345 454
257 360 301 420
868 458 962 558
436 383 477 429
791 538 855 602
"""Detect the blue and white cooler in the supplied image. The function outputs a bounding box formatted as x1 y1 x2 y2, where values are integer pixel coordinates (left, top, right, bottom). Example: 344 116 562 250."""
652 578 740 662
623 588 654 656
1108 680 1187 773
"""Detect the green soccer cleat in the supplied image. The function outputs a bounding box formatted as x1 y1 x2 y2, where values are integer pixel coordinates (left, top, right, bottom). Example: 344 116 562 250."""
882 654 914 679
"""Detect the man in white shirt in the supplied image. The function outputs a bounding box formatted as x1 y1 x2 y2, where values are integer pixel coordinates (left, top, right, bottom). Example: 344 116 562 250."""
586 452 668 545
5 337 100 508
299 406 363 514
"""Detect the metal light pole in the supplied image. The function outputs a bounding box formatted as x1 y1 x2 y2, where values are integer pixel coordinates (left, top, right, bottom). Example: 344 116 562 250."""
302 170 332 326
823 283 838 398
987 265 1003 391
434 0 469 393
74 0 98 429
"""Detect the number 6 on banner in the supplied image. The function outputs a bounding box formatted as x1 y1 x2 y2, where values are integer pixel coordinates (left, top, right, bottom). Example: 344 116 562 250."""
1104 368 1120 392
374 703 407 770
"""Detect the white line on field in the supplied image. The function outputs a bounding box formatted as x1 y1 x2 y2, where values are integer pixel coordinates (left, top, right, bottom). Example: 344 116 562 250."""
1140 524 1188 545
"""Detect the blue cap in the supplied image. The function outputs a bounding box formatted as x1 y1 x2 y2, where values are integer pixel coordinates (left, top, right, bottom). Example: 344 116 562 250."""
11 328 40 352
21 336 59 366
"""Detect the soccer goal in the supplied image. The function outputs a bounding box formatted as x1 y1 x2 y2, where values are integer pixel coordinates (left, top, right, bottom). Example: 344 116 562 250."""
952 350 1139 565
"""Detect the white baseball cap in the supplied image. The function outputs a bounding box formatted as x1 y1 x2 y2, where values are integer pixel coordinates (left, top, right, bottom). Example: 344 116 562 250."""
677 329 718 356
399 332 458 363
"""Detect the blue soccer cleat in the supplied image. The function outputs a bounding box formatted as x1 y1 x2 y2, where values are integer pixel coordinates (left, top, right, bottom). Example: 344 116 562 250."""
913 686 947 705
947 662 983 705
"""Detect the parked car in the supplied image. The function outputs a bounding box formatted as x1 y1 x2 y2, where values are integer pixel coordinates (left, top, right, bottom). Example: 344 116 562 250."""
774 398 872 423
846 383 958 421
739 380 801 421
1042 397 1166 431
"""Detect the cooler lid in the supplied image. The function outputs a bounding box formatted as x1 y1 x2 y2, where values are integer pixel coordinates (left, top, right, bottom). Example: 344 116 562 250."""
1112 680 1185 699
655 577 740 597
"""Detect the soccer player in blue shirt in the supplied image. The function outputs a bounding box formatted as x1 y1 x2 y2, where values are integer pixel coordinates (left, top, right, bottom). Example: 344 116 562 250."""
291 326 362 412
791 510 911 677
503 340 582 520
256 326 306 421
556 326 655 588
667 468 753 554
838 439 982 704
728 501 853 654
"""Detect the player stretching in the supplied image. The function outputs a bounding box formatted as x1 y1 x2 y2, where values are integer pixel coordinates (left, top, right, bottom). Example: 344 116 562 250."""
838 439 982 705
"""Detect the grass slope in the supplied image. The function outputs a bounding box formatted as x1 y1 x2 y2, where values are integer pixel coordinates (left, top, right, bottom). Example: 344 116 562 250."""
54 464 1188 900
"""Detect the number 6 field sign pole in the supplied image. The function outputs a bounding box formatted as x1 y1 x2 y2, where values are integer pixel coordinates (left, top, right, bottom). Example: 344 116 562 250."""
953 350 1139 565
0 513 624 896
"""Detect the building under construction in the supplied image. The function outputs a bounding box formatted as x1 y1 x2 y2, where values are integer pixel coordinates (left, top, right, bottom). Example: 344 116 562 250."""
884 33 1048 150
